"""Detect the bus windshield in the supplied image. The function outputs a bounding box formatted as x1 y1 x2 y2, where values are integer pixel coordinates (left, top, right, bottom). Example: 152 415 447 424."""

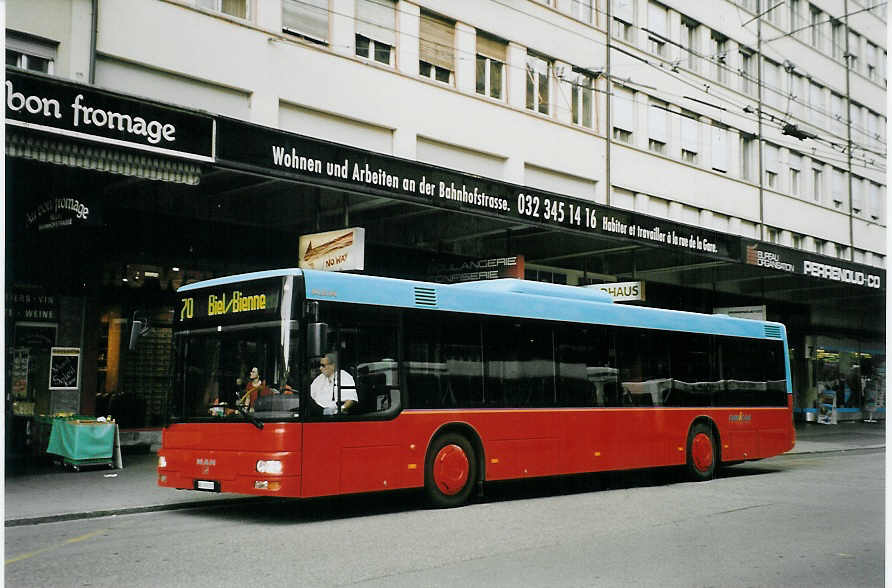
171 324 301 421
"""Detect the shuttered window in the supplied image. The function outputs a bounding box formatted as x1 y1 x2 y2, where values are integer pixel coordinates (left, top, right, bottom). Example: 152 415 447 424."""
419 12 455 72
356 0 395 46
711 125 728 172
681 115 698 152
283 0 329 43
613 0 634 23
648 103 667 143
613 86 634 132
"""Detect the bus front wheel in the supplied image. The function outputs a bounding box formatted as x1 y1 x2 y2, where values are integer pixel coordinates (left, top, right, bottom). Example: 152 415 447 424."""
685 423 717 481
424 433 477 508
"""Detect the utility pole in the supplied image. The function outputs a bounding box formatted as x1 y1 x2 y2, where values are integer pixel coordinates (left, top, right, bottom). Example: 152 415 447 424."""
843 0 855 261
605 0 612 207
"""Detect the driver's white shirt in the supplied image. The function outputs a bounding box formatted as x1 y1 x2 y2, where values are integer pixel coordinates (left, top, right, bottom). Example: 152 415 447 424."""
310 370 357 408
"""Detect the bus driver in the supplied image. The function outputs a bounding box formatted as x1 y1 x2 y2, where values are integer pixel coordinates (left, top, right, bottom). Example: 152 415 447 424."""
310 353 357 415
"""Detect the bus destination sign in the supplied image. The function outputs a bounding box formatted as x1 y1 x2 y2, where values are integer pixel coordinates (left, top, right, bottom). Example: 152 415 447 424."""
177 278 281 326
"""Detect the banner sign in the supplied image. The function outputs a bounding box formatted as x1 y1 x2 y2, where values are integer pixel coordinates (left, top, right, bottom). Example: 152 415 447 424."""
586 280 645 302
429 255 525 283
5 69 213 161
299 227 366 271
743 241 884 290
215 118 738 261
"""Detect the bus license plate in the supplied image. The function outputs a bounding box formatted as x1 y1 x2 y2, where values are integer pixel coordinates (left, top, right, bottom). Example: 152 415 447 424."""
194 480 220 492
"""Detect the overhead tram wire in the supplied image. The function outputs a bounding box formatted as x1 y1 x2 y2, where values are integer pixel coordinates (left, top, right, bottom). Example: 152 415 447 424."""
299 0 883 145
283 0 885 171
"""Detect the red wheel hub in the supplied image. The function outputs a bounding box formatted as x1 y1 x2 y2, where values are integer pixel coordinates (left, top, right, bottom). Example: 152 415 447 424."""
433 444 469 495
691 433 714 472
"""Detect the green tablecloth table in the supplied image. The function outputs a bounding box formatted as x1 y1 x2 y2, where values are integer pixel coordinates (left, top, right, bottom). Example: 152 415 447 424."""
46 419 122 469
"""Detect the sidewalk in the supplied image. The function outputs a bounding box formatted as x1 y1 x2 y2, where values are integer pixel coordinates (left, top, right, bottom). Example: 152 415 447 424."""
4 420 885 527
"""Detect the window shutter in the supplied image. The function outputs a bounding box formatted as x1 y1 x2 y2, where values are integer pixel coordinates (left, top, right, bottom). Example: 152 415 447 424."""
613 0 634 23
476 33 507 63
789 152 801 171
852 176 864 211
420 13 455 71
283 0 329 42
648 2 667 37
711 126 728 171
356 0 395 46
613 87 634 131
764 143 779 173
648 104 667 142
763 61 777 106
832 168 844 203
681 116 698 151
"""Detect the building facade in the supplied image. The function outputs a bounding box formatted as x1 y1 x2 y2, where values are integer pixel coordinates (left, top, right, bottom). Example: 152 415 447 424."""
5 0 886 452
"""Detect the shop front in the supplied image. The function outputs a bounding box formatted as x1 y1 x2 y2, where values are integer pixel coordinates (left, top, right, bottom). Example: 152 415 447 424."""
5 69 886 461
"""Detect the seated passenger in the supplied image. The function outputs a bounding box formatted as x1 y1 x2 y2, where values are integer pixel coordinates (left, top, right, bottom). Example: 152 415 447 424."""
237 366 269 410
310 353 357 415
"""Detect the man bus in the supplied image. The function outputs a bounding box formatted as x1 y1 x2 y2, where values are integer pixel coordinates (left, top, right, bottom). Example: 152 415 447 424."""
156 269 794 507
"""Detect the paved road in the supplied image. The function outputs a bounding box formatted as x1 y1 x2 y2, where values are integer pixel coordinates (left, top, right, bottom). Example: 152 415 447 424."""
5 449 884 587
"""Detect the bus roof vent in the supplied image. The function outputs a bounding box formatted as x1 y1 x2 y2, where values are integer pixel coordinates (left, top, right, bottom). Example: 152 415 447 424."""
414 287 438 307
764 324 782 339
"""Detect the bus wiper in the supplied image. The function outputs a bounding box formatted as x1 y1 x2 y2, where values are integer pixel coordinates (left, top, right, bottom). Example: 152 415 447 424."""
234 403 264 430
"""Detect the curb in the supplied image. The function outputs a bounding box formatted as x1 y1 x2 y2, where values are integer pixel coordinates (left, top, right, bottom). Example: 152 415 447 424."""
4 496 267 528
787 444 885 456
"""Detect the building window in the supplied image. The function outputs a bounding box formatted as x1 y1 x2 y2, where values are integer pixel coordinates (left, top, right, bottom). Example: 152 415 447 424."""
764 143 779 189
809 82 825 126
848 31 860 73
836 244 848 258
789 0 802 35
741 135 755 181
572 0 594 23
355 0 395 66
647 1 668 57
283 0 328 44
711 32 728 84
831 168 845 208
867 42 878 81
852 176 863 213
766 227 778 243
526 53 552 115
680 112 698 163
831 20 844 61
789 154 801 195
792 234 803 249
681 18 699 72
571 70 595 128
711 125 728 172
614 128 632 142
812 167 823 203
809 4 822 50
613 86 635 142
197 0 247 18
612 0 635 42
648 101 668 154
763 59 781 108
419 12 455 85
6 31 57 74
739 48 755 95
476 34 506 100
814 238 826 254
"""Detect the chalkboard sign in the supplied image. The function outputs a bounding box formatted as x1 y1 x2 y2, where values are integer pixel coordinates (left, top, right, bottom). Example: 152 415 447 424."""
49 347 80 390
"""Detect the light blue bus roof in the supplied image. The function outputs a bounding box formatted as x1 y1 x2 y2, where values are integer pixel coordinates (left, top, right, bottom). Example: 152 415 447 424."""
179 268 786 341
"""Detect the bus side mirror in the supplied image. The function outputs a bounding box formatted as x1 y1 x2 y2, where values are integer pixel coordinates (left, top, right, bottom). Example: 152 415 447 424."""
129 313 151 351
306 322 328 357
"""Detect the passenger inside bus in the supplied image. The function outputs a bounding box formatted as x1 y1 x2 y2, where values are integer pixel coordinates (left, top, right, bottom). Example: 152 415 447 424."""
237 366 269 410
310 352 357 415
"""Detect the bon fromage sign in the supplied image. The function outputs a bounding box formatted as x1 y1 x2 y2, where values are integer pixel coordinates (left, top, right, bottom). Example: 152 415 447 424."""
5 69 213 160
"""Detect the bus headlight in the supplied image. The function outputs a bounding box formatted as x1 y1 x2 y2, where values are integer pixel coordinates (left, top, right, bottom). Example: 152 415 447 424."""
158 455 167 468
256 460 282 474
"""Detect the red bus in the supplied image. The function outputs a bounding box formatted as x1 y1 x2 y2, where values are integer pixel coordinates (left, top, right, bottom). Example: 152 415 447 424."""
155 269 794 507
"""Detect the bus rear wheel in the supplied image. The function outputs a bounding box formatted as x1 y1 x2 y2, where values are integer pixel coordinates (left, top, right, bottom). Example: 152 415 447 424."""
424 433 477 508
685 423 717 481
